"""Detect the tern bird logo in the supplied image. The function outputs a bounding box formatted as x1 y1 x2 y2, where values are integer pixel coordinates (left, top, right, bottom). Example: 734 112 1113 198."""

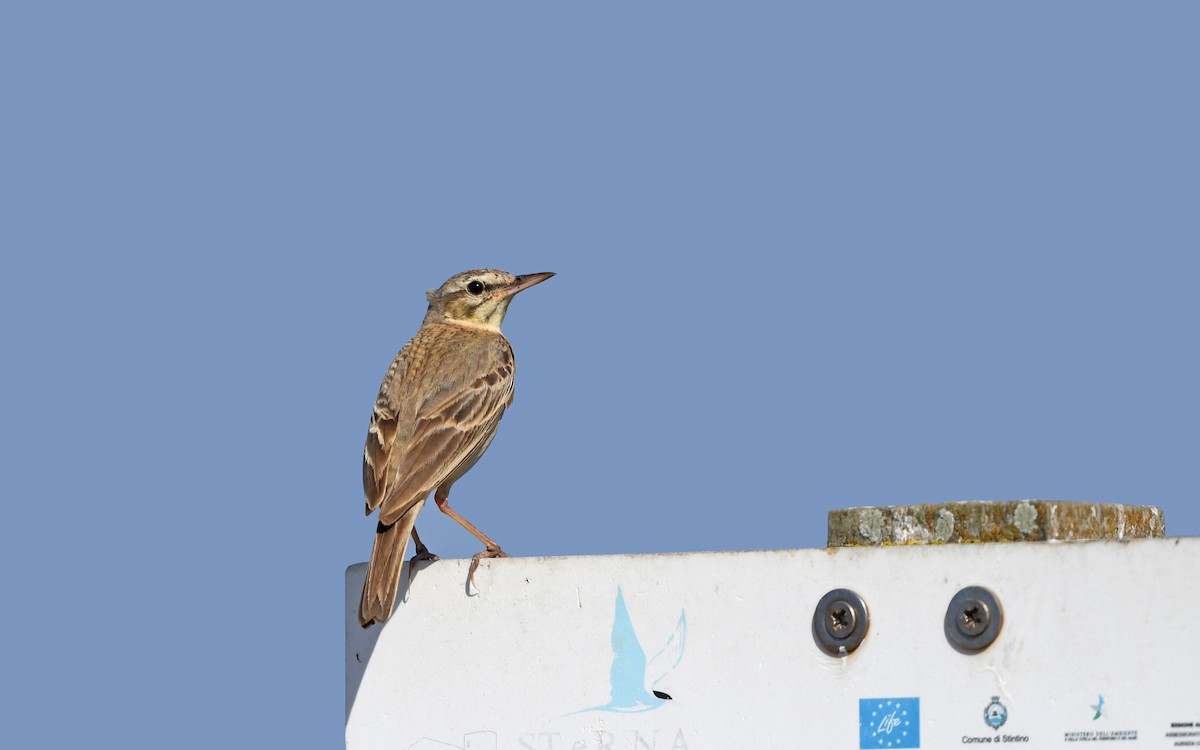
572 587 686 714
1091 694 1105 720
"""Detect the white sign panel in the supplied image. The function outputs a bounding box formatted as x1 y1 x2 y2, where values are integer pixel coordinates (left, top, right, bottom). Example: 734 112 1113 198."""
347 538 1200 749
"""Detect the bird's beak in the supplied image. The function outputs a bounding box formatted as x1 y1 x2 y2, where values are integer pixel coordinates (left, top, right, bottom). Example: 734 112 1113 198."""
493 272 555 299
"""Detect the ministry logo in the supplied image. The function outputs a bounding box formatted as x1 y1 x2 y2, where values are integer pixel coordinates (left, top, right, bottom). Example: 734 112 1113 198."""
859 697 920 748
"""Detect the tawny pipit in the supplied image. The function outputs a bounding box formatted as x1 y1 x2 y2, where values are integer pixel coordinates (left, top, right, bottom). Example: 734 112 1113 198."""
358 269 554 627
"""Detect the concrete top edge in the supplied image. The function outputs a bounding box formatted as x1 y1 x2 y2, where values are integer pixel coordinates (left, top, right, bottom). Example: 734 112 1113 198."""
828 500 1164 546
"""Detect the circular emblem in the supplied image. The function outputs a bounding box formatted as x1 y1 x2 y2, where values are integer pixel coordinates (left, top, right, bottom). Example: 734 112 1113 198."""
984 696 1008 730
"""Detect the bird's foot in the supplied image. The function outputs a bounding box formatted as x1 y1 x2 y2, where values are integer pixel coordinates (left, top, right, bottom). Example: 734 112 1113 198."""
406 546 440 588
467 546 509 591
412 546 441 564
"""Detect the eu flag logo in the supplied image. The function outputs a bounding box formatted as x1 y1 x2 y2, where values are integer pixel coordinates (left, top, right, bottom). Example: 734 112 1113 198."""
859 697 920 748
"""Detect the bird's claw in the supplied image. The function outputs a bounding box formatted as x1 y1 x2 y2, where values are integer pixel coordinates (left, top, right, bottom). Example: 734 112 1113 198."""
406 547 440 589
467 547 508 591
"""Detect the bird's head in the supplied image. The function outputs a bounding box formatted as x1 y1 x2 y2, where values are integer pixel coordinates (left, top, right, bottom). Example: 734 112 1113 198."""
425 268 555 331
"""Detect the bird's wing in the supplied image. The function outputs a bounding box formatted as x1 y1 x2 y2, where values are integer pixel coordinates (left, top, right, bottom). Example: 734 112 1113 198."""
362 400 400 515
646 610 687 689
365 332 515 526
363 339 415 515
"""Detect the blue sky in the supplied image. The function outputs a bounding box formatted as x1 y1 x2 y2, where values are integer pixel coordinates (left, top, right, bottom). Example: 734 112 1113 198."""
3 3 1197 747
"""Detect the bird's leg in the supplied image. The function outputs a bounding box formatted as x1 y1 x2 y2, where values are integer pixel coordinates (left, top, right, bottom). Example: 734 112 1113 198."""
410 527 439 562
406 526 440 588
408 528 439 579
434 489 509 589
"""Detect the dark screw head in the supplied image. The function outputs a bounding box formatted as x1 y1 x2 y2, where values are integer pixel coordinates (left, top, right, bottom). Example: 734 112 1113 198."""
956 599 990 636
826 600 857 639
813 588 869 656
945 586 1003 654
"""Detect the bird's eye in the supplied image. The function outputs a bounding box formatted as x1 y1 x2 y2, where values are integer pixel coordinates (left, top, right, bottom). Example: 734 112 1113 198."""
467 280 485 295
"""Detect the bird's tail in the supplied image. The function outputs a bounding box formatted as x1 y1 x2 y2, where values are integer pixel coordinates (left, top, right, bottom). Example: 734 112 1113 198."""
358 503 421 627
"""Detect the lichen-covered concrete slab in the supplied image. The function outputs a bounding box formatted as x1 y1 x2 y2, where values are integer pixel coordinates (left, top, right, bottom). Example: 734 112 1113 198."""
827 500 1165 546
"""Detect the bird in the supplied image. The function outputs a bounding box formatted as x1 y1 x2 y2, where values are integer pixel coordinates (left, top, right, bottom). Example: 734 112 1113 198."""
358 268 554 627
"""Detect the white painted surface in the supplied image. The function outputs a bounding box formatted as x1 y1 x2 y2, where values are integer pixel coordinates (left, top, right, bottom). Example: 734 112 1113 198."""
347 538 1200 749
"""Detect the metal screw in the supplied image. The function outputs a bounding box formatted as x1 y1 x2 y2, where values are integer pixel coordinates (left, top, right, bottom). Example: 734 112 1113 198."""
826 601 857 638
813 589 869 656
956 598 990 636
945 586 1003 653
